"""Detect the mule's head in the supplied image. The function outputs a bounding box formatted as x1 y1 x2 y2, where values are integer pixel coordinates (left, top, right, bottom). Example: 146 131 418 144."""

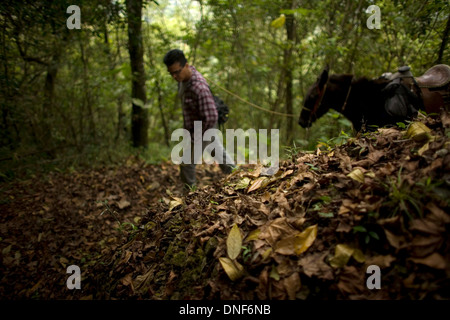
299 66 330 128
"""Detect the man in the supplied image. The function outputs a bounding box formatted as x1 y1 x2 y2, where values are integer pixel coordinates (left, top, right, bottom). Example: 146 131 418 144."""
163 49 235 190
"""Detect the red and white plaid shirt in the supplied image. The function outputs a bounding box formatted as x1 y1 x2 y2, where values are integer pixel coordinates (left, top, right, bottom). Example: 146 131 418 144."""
179 66 218 135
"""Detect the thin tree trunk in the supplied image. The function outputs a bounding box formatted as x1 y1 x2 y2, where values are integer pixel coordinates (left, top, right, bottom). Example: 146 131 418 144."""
437 12 450 64
41 52 59 155
80 38 97 145
284 0 296 146
114 24 127 141
126 0 148 148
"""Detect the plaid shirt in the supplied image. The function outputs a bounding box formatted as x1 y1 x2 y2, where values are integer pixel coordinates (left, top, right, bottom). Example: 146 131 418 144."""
179 66 218 135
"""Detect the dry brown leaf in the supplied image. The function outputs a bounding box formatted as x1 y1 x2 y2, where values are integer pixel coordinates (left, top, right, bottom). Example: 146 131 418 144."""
284 272 301 300
365 255 396 268
261 191 271 203
247 176 270 193
118 199 131 209
337 266 366 296
298 252 334 280
338 199 358 215
258 217 298 247
384 229 409 249
410 219 444 235
426 203 450 224
132 268 154 295
410 253 447 269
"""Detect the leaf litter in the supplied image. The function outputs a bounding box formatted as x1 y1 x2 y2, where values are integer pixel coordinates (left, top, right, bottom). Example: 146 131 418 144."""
0 111 449 300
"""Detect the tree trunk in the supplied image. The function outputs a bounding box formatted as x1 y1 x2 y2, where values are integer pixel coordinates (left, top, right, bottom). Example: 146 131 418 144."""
437 12 450 64
41 52 59 156
126 0 148 148
284 0 296 146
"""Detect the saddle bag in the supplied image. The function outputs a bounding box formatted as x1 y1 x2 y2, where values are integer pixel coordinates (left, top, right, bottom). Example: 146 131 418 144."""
208 86 230 126
213 95 230 125
382 77 422 120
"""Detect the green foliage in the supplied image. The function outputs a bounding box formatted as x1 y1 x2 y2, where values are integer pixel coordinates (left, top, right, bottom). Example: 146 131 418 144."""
353 224 380 245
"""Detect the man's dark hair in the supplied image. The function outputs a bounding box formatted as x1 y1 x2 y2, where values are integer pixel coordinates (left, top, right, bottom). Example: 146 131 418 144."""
163 49 187 67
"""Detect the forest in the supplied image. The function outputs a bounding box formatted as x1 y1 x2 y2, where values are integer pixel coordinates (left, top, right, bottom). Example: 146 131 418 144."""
0 0 449 307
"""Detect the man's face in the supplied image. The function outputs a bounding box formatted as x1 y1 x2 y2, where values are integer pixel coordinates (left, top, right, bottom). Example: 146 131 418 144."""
167 62 189 82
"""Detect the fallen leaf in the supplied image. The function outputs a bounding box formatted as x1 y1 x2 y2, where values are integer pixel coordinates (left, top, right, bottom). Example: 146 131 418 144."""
274 224 317 256
329 244 354 268
337 266 366 296
347 168 365 183
261 248 272 260
384 229 408 249
298 252 334 280
365 255 396 268
132 268 154 295
410 253 446 269
118 199 131 209
259 217 298 246
169 197 183 211
247 177 270 193
269 264 280 280
284 272 301 300
418 142 429 155
219 257 244 281
227 224 243 260
245 229 261 241
404 122 432 142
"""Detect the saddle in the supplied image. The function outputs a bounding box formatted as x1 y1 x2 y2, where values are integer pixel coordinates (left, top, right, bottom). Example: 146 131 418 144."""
381 64 450 113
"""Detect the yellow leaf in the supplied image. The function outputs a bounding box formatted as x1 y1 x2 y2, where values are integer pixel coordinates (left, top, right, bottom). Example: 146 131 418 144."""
347 168 365 183
275 224 318 255
365 171 376 178
404 122 431 142
227 224 243 260
352 248 366 263
219 257 244 281
269 265 280 280
262 248 273 260
293 224 317 255
245 229 261 241
418 142 429 155
169 199 182 211
271 14 286 28
329 244 354 268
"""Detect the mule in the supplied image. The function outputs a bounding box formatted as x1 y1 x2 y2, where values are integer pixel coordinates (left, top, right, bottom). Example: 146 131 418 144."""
298 65 450 131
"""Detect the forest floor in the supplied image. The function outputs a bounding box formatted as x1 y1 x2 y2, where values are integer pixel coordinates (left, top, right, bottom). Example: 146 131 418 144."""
1 112 449 300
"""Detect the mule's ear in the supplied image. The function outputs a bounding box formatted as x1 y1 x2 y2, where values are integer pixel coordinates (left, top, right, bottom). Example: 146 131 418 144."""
318 66 329 88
